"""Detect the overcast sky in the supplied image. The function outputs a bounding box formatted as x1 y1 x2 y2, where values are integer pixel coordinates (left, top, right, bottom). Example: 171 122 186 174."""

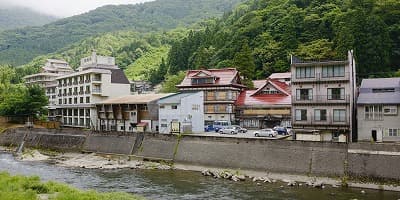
0 0 154 17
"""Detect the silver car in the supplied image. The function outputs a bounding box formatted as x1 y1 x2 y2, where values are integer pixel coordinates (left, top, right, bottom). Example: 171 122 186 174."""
219 126 239 134
254 128 278 137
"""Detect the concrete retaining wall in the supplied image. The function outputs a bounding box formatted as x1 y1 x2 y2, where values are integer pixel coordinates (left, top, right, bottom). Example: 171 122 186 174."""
348 143 400 180
174 136 347 176
1 128 400 180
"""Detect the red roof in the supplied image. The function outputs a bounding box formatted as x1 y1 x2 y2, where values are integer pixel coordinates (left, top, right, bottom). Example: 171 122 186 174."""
253 80 267 89
236 79 291 106
177 68 246 88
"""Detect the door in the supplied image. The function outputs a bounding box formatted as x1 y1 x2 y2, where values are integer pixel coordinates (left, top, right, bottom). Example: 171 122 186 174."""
371 130 377 142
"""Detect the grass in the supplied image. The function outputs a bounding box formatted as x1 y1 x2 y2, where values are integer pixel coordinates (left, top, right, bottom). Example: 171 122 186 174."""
0 172 144 200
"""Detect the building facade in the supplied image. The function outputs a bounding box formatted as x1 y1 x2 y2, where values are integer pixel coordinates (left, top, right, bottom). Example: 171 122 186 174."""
24 59 74 120
158 92 204 134
177 68 246 125
55 52 131 128
357 78 400 142
291 51 356 142
95 93 173 132
236 78 291 129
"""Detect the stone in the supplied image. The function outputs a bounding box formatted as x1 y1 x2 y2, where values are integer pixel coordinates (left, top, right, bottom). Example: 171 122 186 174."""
361 190 366 194
236 175 246 181
287 181 296 187
331 184 339 188
312 181 324 188
263 177 272 183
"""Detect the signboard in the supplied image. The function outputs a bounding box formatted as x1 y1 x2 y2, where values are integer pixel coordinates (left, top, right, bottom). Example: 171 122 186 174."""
171 121 180 133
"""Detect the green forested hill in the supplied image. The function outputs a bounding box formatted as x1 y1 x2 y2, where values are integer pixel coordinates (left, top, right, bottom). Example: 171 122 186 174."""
0 0 242 66
0 7 57 31
164 0 400 84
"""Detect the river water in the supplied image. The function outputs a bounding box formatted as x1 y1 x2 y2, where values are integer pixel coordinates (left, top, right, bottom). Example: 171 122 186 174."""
0 152 399 200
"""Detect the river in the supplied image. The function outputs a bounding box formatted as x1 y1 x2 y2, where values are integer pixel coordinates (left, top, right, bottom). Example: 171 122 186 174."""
0 152 399 200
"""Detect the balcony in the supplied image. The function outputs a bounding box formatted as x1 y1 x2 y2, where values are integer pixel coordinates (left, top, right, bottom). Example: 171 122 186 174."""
79 80 84 84
67 82 72 86
292 95 350 104
92 89 102 94
85 79 91 83
73 81 78 85
292 72 350 83
85 90 91 94
293 115 349 126
73 92 78 95
79 91 84 95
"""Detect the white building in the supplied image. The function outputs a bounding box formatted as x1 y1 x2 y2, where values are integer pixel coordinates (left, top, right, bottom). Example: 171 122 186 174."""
158 92 204 134
291 51 357 142
24 59 74 120
55 52 131 128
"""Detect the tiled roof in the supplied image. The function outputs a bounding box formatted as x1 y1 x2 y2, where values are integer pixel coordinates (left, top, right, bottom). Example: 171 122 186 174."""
111 69 130 84
357 78 400 104
236 91 291 107
237 79 291 106
98 93 174 104
158 92 201 104
177 68 245 88
268 72 291 79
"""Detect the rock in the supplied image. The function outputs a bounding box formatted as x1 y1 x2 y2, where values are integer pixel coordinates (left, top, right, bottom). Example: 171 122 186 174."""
298 183 303 186
236 175 246 181
257 183 262 186
312 181 324 188
331 184 339 188
321 185 325 189
305 181 313 186
231 176 239 182
252 177 259 182
263 177 272 183
272 179 277 183
361 190 366 194
287 181 296 187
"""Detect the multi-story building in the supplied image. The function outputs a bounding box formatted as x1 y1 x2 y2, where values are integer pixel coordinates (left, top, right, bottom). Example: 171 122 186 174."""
96 93 174 132
290 51 356 142
236 78 291 129
177 68 246 125
357 78 400 142
158 92 204 134
24 59 74 120
55 52 131 128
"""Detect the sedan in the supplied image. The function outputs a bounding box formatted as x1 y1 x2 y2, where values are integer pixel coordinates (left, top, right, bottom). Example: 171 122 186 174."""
232 125 247 133
254 129 278 137
219 126 239 134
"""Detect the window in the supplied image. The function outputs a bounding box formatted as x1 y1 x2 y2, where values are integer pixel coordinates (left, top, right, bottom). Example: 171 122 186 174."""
142 105 148 111
69 98 72 104
86 97 90 103
160 105 165 109
80 97 84 103
206 105 214 113
365 105 383 120
192 104 200 111
387 128 399 137
328 88 345 100
295 109 307 121
296 89 313 100
322 65 345 77
64 99 67 104
79 109 84 116
296 66 315 78
372 88 395 93
191 78 214 85
206 91 215 101
261 87 280 94
74 97 77 104
171 105 178 109
161 124 168 128
59 99 62 105
383 106 397 115
314 109 327 121
217 91 227 100
333 109 346 122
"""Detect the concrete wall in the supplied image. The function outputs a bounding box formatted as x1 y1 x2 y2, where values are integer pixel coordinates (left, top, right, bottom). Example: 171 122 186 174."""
174 135 347 176
348 143 400 180
1 128 400 181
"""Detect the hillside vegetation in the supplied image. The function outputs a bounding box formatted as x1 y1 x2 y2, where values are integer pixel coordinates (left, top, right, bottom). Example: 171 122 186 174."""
0 7 57 31
0 0 242 66
164 0 400 83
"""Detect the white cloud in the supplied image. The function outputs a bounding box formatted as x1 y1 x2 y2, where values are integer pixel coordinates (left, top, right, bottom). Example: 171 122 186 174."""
0 0 154 17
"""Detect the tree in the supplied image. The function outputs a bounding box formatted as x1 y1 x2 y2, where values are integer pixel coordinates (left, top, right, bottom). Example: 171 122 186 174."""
161 71 186 93
233 41 255 88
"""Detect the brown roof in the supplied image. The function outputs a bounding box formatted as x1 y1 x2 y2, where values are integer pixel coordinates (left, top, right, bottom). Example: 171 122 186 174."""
177 68 246 88
111 69 130 84
98 93 174 104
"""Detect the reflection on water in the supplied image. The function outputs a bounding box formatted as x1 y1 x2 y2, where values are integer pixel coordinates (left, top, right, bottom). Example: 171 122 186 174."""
0 153 398 200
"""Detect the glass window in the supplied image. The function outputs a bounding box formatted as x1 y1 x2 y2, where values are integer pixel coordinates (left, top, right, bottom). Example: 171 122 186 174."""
328 88 345 100
295 109 307 121
296 67 315 78
296 89 313 100
333 109 346 122
314 109 327 121
322 65 345 77
171 105 178 109
365 105 383 120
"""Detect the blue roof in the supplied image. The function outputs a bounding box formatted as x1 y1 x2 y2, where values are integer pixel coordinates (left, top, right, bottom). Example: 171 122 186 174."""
357 78 400 104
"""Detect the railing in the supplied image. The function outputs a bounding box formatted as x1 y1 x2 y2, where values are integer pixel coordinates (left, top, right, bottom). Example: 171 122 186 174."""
292 115 349 126
292 72 350 83
292 95 350 104
92 89 102 93
79 80 84 84
73 92 78 95
85 79 91 83
79 91 84 95
93 77 101 82
85 90 91 94
73 81 78 85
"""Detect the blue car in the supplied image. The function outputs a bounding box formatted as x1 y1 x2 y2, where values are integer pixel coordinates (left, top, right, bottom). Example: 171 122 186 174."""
273 126 288 135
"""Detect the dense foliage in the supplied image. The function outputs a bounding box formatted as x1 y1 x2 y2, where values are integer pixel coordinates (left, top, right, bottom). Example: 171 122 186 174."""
165 0 400 81
0 172 143 200
0 7 57 31
0 66 48 117
0 0 242 66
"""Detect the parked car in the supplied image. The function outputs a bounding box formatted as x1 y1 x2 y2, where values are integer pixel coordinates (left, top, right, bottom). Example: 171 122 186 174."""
273 126 288 135
285 126 293 134
204 125 214 132
213 120 231 132
219 126 238 134
232 125 247 133
254 129 277 137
